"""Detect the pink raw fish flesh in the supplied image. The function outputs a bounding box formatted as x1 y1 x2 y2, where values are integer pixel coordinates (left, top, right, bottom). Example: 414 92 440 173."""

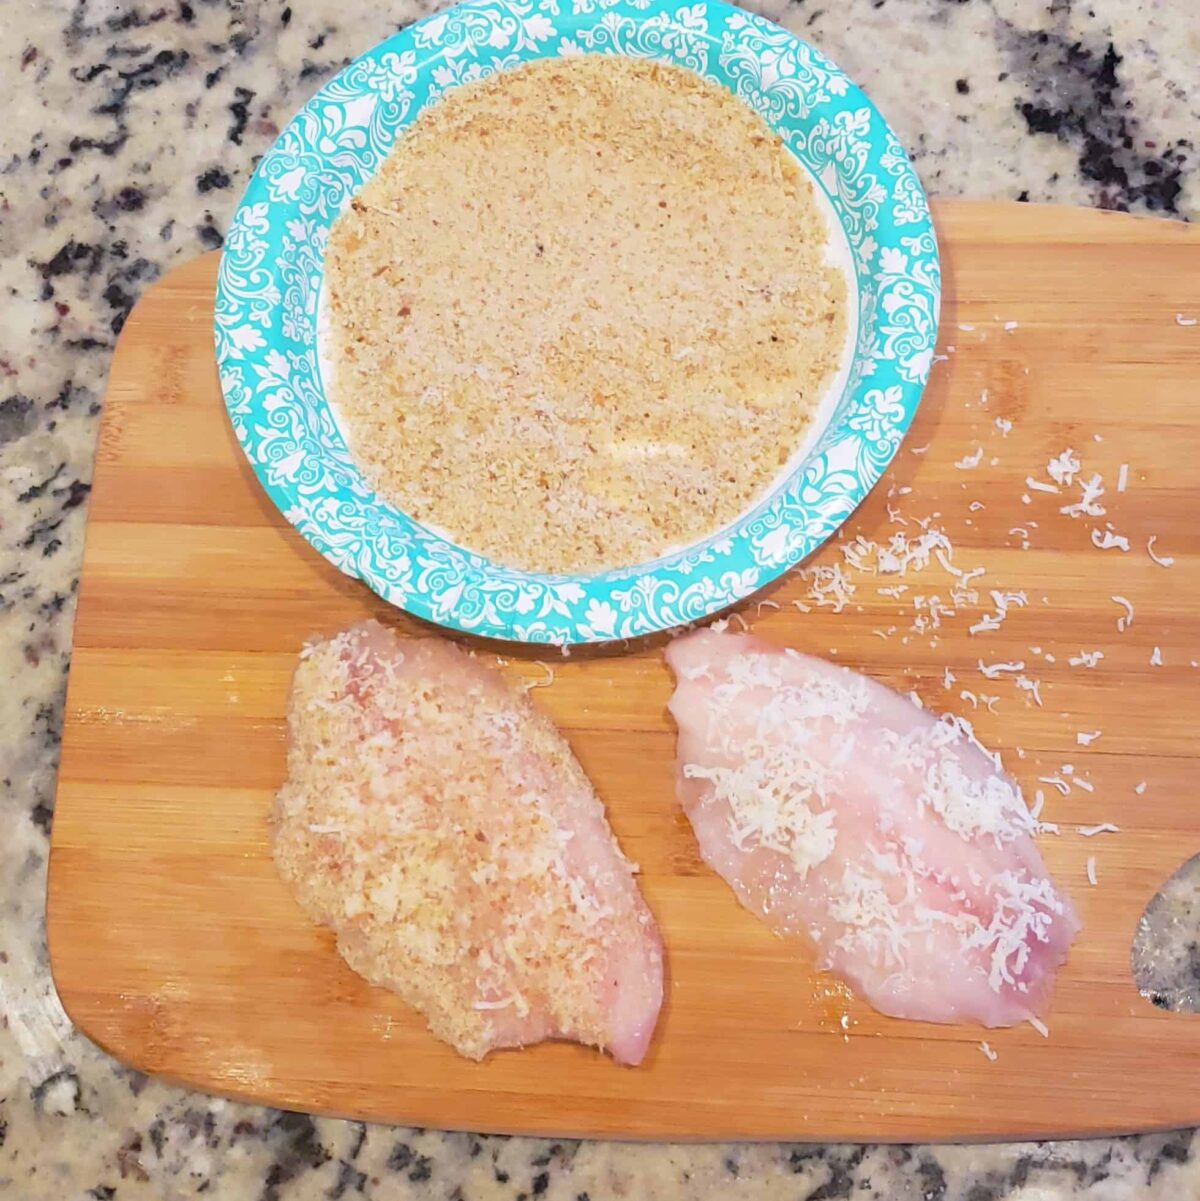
666 628 1079 1027
275 620 664 1064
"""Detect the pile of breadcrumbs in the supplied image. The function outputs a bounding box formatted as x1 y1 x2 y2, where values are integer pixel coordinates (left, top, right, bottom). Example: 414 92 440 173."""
325 56 847 573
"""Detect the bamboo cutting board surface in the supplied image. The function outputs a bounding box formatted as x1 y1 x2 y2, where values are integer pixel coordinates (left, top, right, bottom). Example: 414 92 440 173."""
48 201 1200 1141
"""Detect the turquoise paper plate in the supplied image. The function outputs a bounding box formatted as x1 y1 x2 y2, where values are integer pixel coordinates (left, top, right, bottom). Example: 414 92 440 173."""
214 0 939 644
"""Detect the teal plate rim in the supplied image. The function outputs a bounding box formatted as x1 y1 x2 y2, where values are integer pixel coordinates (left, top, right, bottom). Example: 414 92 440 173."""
214 0 940 645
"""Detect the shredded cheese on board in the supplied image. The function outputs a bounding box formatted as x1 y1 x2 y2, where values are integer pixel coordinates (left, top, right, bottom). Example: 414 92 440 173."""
1061 474 1106 519
1111 595 1135 633
1147 537 1175 568
1090 527 1130 552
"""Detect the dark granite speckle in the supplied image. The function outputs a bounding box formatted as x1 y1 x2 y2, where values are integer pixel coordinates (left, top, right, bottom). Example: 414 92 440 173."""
1011 33 1187 213
1 1 1198 1199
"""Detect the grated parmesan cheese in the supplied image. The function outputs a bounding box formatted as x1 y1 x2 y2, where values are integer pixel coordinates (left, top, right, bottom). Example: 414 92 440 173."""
1068 650 1104 668
955 447 985 470
978 660 1024 679
1046 449 1081 487
523 663 556 691
1030 790 1046 821
1060 473 1106 519
1086 856 1097 886
1026 477 1060 495
1038 775 1071 797
1079 823 1119 837
796 563 856 613
1151 646 1163 667
1111 595 1134 633
1146 536 1175 568
979 1041 998 1062
1076 731 1101 746
1116 463 1129 493
1177 313 1198 327
1090 526 1130 552
1028 1016 1049 1037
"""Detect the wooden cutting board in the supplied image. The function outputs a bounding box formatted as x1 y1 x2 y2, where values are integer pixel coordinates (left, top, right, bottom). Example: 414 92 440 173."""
48 201 1200 1141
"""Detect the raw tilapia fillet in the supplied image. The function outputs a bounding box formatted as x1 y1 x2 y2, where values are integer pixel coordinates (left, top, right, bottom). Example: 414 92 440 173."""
274 621 664 1064
666 628 1079 1027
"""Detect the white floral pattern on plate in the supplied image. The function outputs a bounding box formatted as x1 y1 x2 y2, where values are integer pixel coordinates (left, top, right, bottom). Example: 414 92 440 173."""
214 0 940 644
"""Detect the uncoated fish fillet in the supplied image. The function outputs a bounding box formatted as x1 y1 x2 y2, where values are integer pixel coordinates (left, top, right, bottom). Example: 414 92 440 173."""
666 628 1078 1027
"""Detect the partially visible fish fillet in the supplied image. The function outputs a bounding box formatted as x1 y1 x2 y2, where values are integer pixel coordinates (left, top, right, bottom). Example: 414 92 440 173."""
275 620 663 1063
666 628 1079 1026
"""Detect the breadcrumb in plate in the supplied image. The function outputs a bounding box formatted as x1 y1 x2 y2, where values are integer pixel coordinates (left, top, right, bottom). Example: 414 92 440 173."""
323 57 849 573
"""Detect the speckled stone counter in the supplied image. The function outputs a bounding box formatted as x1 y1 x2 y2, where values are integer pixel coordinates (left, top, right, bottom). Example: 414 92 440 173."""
2 1 1198 1197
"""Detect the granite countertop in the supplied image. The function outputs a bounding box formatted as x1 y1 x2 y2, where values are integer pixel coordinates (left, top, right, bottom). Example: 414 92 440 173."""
2 0 1198 1197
